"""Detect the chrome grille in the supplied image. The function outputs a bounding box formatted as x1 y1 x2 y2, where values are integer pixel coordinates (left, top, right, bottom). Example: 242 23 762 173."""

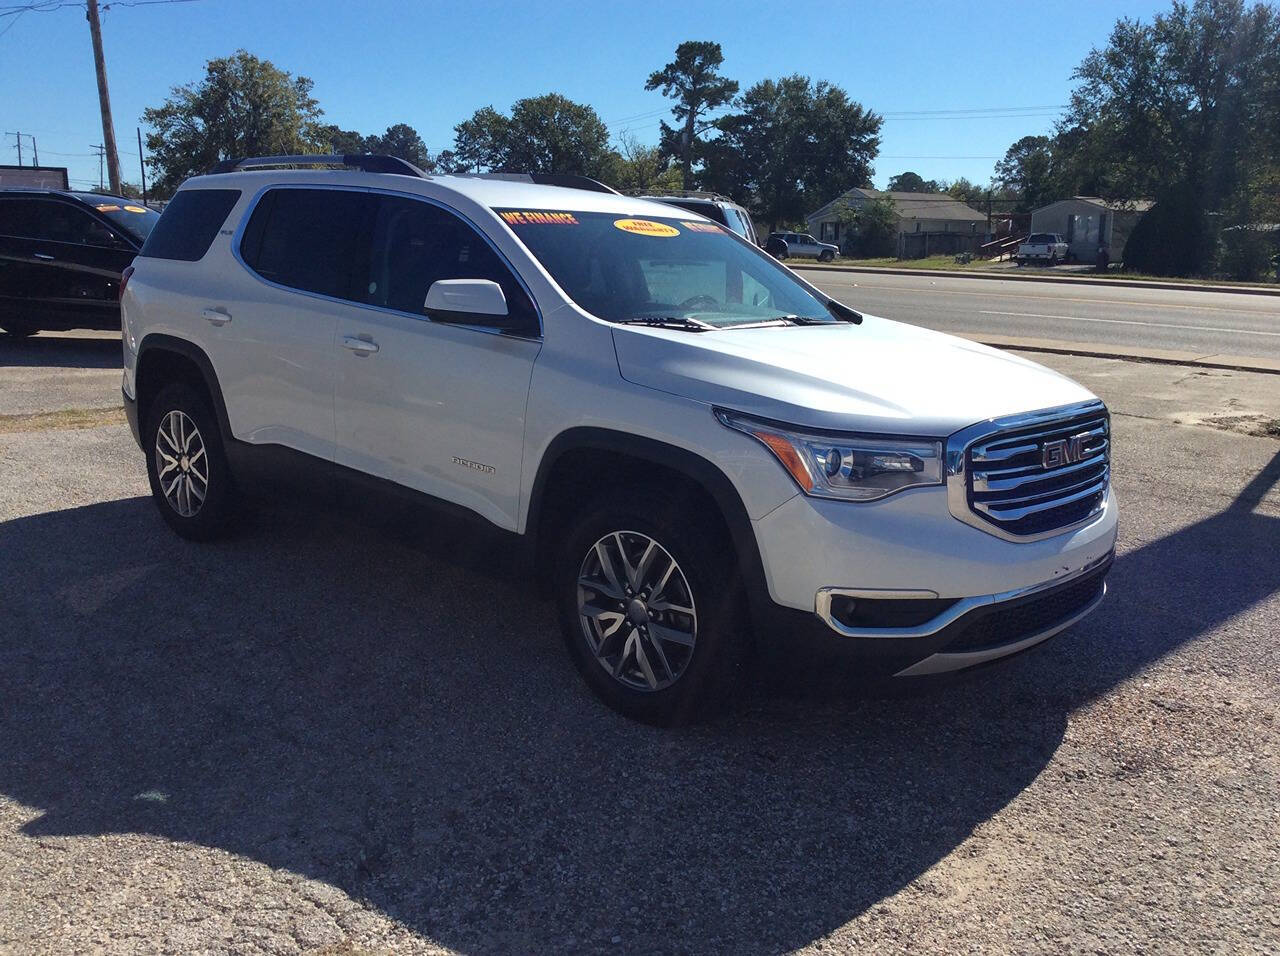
947 401 1110 540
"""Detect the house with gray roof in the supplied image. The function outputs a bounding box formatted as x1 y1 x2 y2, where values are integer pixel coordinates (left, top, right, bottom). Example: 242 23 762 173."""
806 188 987 249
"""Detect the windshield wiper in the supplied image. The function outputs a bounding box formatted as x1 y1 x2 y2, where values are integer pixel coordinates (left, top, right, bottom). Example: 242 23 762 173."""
766 314 835 326
617 316 716 332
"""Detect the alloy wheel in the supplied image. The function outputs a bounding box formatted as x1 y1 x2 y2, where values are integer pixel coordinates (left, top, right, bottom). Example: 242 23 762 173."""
155 409 208 518
576 530 698 692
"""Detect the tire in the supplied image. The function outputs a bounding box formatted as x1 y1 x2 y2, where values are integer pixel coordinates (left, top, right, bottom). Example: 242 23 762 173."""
1048 254 1058 267
144 382 237 540
819 250 835 262
555 488 747 725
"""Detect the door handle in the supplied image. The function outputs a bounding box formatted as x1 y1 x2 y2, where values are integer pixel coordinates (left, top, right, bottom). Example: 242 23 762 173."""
32 252 55 261
342 334 379 355
201 308 232 327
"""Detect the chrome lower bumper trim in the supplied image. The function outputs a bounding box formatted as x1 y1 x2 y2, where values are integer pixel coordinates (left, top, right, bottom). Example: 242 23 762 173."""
815 548 1114 639
893 582 1106 677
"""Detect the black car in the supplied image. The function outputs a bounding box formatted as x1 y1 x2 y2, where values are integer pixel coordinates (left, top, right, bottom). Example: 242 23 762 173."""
0 189 160 337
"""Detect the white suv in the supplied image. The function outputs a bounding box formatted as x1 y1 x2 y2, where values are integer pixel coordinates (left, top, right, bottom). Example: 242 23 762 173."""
121 155 1116 724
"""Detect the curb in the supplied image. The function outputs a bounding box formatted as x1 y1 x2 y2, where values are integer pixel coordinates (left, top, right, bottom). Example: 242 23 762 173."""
792 263 1280 297
963 333 1280 376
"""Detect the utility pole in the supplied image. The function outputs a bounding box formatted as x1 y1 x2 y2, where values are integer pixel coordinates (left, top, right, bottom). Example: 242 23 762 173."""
86 0 122 194
6 131 22 166
30 137 37 166
91 144 106 190
137 127 148 204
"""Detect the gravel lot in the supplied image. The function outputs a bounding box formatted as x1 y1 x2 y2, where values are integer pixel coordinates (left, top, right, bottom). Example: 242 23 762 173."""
1 333 1277 954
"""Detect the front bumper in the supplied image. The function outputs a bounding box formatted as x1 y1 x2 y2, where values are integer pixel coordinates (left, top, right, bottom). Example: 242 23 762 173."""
757 550 1111 677
750 480 1117 677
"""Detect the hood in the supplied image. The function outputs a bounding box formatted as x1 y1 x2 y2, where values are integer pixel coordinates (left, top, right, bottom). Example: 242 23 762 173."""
612 315 1097 436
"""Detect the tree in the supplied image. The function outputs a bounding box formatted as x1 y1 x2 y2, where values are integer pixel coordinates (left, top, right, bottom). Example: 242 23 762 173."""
993 135 1058 212
318 125 373 155
451 106 509 172
1122 183 1213 276
609 132 682 193
451 95 614 179
944 176 987 207
504 94 613 177
645 41 739 189
91 182 144 199
1056 0 1280 268
142 51 324 195
837 196 897 257
886 171 940 193
367 123 433 171
714 75 881 230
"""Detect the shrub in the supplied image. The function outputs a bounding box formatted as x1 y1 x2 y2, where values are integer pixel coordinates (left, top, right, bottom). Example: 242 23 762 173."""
1122 185 1212 277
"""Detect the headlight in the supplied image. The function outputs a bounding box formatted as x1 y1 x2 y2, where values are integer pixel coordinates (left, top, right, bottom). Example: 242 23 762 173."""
716 409 943 501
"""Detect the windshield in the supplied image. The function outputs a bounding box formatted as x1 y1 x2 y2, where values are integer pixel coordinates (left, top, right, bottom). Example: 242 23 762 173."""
91 201 160 243
496 209 838 328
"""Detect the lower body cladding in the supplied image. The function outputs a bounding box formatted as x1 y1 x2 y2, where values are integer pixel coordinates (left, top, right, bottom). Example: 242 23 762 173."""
752 486 1118 677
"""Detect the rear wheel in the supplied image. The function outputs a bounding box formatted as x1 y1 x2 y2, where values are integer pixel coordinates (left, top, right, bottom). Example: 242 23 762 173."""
144 382 237 540
556 489 746 724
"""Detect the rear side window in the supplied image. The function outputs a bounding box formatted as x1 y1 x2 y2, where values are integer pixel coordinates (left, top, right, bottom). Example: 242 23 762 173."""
239 188 367 298
140 189 241 261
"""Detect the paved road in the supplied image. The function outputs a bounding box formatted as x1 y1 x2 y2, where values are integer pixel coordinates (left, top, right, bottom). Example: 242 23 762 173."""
1 335 1278 953
798 269 1280 361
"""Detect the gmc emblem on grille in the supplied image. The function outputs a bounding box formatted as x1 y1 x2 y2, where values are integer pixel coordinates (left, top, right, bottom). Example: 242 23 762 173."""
1042 435 1084 469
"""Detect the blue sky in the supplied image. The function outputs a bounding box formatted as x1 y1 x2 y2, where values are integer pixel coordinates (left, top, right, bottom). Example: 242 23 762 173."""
1 0 1172 194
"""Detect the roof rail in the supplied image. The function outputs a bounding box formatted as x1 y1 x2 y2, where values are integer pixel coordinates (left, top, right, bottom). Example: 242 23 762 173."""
456 172 619 195
207 154 427 177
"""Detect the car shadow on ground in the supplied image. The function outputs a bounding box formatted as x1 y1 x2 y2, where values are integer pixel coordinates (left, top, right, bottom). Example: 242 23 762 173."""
0 449 1276 952
0 333 121 370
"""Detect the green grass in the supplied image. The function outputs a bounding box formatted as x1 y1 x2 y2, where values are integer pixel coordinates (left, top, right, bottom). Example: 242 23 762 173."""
801 255 1006 272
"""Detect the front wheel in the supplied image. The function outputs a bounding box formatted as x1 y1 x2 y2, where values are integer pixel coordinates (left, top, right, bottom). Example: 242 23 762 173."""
819 250 835 262
556 490 746 724
144 382 237 540
1048 254 1058 266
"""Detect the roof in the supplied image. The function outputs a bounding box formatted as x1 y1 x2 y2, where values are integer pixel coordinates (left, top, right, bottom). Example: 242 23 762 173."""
0 187 136 205
1034 196 1155 214
807 187 986 224
184 168 704 221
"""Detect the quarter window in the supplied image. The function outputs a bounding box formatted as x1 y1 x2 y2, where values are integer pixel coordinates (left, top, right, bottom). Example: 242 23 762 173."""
140 188 239 260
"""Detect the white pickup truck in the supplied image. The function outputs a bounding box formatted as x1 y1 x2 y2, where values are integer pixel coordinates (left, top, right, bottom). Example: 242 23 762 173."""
1016 233 1069 266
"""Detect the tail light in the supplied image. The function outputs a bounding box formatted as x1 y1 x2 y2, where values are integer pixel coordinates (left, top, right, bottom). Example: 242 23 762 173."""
118 264 135 302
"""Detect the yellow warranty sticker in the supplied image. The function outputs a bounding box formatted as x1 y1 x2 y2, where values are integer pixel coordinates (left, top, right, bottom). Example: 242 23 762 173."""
613 218 680 237
123 205 148 214
95 204 121 212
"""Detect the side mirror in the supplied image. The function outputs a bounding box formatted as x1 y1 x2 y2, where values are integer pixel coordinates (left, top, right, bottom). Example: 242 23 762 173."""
424 279 522 329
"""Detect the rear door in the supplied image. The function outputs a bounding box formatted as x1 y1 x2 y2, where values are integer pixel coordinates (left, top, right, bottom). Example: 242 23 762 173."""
332 192 541 530
220 186 372 459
